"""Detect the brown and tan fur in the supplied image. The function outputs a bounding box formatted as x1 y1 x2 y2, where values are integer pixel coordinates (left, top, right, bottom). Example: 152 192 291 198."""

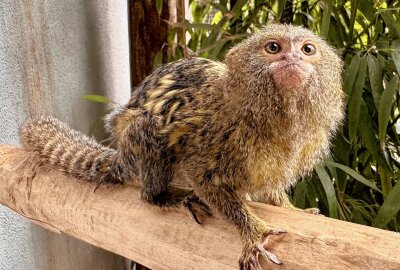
20 24 344 270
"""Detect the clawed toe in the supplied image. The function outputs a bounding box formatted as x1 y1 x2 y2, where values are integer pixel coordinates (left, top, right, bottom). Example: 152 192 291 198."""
304 207 321 215
240 228 286 269
263 228 287 237
259 229 286 264
256 244 282 265
183 195 213 224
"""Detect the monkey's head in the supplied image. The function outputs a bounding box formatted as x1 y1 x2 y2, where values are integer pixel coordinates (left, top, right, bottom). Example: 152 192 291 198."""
224 24 342 98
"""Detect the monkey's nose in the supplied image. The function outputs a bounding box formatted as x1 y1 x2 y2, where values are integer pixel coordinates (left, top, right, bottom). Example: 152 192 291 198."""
283 52 302 61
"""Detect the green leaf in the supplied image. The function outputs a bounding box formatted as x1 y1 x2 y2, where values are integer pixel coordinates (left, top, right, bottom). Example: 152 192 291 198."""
378 76 399 149
321 0 332 38
293 181 307 209
155 0 163 14
210 3 229 14
374 181 400 228
324 160 381 192
358 101 392 172
357 0 375 22
328 18 344 48
380 11 400 39
152 50 163 69
367 54 384 109
211 11 224 25
231 0 247 16
347 0 359 43
378 166 392 198
82 95 111 103
392 39 400 75
272 0 285 20
343 54 361 104
209 38 229 59
348 56 367 143
315 165 340 218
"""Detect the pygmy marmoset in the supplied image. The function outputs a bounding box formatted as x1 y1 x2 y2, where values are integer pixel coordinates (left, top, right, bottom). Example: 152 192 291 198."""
21 24 344 270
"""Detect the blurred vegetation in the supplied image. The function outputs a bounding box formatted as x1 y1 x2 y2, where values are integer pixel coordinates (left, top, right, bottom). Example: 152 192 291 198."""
157 0 400 231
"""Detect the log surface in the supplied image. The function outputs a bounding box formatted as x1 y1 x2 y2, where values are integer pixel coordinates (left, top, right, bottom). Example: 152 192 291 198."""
0 145 399 270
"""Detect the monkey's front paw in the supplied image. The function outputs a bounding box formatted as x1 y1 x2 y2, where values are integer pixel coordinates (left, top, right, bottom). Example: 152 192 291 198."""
182 195 213 224
239 229 287 270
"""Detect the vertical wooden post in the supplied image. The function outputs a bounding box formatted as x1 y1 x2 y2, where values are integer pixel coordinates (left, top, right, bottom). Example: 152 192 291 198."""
176 0 187 57
128 0 170 88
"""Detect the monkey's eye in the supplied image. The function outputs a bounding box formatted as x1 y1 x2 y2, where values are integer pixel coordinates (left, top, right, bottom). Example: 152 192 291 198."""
265 42 281 54
301 44 316 55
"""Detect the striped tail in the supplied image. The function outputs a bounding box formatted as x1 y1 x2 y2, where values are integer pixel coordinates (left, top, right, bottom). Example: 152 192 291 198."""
20 116 126 184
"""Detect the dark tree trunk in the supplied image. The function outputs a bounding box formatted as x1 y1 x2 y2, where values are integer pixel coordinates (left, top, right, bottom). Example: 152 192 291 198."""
128 0 169 88
127 1 169 268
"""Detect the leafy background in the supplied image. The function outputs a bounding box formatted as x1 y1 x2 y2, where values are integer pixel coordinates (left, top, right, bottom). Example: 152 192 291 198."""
160 0 400 231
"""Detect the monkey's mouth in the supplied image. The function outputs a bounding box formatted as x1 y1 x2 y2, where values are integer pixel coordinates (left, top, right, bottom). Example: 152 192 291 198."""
272 61 311 91
279 62 306 73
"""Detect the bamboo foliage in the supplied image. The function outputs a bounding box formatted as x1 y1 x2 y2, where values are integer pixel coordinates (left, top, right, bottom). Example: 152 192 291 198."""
159 0 400 231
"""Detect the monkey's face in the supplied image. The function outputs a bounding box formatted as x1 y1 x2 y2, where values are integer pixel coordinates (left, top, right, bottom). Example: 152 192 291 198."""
225 25 342 99
263 37 321 92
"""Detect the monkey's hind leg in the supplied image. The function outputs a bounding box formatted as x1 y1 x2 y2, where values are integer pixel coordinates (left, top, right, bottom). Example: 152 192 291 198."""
140 169 213 224
131 117 212 223
140 158 213 223
195 181 286 270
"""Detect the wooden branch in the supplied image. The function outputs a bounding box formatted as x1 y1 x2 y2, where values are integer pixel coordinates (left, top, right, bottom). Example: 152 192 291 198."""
0 145 399 270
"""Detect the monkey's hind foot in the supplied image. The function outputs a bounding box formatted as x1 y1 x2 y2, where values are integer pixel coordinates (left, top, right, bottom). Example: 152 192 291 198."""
304 207 321 215
142 188 212 224
183 195 213 224
239 229 287 270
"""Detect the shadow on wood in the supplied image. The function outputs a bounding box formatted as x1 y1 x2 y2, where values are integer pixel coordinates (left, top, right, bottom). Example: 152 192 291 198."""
0 145 399 270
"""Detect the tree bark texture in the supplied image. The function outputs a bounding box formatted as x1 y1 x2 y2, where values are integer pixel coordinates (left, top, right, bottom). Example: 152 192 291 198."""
129 0 169 88
1 145 400 270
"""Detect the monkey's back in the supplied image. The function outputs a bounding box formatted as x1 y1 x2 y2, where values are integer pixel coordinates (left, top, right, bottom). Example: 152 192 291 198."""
108 58 227 152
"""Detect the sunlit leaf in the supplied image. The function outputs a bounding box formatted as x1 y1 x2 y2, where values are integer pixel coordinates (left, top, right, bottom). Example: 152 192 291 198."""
211 11 224 25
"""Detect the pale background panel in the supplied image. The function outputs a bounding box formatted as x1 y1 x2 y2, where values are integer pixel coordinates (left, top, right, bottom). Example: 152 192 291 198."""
0 0 130 269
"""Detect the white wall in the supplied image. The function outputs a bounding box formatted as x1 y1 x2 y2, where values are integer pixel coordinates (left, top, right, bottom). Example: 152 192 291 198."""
0 1 130 269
